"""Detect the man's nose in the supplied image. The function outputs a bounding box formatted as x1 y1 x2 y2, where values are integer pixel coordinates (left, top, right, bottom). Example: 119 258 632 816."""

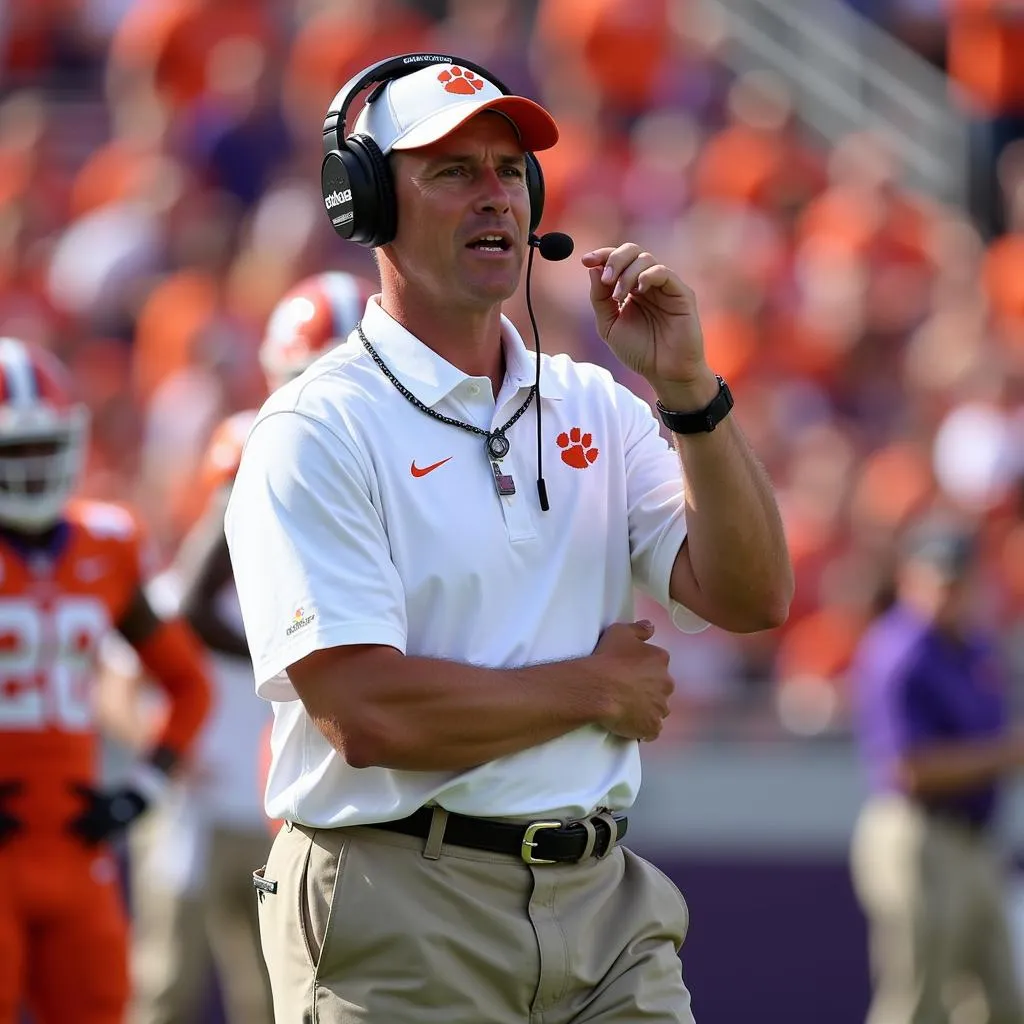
474 168 511 213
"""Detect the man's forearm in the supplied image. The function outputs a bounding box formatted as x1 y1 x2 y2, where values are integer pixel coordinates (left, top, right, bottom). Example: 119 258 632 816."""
676 423 791 624
290 647 613 772
658 374 792 631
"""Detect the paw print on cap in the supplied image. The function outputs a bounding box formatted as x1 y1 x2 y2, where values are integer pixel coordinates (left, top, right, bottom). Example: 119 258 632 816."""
438 66 484 95
557 427 599 469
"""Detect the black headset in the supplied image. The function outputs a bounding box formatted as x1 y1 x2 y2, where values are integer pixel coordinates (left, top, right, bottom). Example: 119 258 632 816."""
321 54 546 248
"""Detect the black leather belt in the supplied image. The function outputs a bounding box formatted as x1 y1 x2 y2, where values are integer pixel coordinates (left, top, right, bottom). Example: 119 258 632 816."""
366 807 628 864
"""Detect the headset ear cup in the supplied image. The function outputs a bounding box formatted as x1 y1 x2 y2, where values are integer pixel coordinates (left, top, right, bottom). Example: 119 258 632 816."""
525 153 545 236
321 147 360 241
348 133 396 247
320 135 395 247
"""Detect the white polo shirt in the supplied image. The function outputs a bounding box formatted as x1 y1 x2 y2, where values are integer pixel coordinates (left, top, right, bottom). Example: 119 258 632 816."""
225 297 706 828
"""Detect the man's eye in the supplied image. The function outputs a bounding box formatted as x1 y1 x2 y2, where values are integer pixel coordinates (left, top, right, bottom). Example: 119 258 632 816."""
501 167 525 178
441 166 468 177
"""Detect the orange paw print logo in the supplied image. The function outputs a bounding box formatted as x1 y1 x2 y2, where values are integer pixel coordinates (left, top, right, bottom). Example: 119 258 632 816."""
557 427 599 469
438 66 484 95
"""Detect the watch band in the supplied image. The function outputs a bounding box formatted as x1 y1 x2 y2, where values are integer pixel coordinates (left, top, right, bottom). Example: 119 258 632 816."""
657 376 733 434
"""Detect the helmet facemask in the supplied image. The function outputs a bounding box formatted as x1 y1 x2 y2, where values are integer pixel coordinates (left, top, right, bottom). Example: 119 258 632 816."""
0 406 88 532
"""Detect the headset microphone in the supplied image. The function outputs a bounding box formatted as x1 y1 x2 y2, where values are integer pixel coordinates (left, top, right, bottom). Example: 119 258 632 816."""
530 231 574 262
525 231 575 512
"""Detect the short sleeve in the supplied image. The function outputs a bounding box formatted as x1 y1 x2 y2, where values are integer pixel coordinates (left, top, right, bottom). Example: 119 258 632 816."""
224 411 407 700
618 386 707 634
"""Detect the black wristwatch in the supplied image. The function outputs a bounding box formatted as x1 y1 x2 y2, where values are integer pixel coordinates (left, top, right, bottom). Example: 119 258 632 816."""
656 376 734 434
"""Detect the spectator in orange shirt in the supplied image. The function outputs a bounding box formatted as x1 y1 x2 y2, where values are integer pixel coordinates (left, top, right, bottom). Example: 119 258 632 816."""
794 132 940 340
107 0 277 116
531 0 678 124
282 0 433 149
693 70 826 221
982 145 1024 339
947 0 1024 235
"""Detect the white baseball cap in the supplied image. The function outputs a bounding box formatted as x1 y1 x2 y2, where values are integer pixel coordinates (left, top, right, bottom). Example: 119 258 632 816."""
352 62 559 155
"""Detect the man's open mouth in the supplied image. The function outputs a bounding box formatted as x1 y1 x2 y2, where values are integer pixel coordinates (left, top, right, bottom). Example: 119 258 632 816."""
467 232 512 252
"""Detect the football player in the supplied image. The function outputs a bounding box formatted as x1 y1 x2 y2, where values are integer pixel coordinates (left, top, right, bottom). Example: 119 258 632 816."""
0 337 212 1024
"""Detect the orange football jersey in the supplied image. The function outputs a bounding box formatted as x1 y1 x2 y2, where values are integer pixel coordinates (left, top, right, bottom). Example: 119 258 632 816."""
0 499 157 838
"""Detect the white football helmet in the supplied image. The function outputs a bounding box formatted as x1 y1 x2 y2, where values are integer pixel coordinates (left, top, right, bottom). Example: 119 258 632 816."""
0 337 88 531
259 271 377 391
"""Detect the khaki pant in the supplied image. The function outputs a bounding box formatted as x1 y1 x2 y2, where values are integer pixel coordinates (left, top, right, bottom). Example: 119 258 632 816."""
128 811 273 1024
256 815 695 1023
851 794 1024 1024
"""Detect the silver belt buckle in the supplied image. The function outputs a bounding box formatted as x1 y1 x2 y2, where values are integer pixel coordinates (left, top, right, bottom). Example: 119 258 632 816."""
521 820 562 864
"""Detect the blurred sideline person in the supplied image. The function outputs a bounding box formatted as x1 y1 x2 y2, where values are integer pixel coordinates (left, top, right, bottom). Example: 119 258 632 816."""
850 517 1024 1024
95 271 375 1024
226 55 793 1023
0 337 212 1024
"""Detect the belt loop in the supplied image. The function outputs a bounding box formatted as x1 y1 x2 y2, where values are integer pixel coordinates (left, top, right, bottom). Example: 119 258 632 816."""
577 818 598 862
422 806 449 860
593 812 619 860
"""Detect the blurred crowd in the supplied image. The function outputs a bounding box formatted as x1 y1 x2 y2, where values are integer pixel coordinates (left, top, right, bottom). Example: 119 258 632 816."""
3 0 1024 743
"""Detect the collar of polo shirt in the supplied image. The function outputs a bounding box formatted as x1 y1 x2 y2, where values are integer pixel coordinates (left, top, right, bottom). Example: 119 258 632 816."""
359 297 566 407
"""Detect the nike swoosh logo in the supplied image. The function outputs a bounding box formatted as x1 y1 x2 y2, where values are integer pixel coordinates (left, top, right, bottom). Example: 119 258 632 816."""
410 457 453 478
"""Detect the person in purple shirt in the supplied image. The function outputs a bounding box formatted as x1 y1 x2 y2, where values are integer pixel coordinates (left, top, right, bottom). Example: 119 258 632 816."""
850 518 1024 1024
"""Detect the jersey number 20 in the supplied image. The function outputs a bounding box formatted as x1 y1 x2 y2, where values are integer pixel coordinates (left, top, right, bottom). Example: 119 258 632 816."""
0 597 109 731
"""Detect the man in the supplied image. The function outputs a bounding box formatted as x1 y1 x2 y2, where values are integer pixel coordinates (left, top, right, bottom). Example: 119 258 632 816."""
0 336 212 1024
225 56 793 1024
95 271 375 1024
851 518 1024 1024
